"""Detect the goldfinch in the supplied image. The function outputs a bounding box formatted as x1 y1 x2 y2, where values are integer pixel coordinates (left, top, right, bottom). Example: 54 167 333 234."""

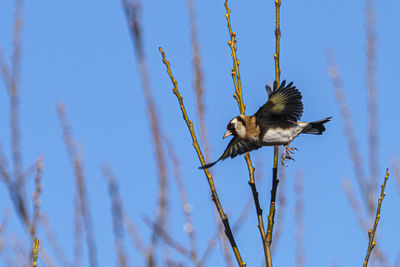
199 80 331 169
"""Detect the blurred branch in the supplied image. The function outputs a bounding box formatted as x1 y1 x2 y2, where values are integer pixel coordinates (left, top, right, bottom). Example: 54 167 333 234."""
124 216 147 258
327 52 368 209
30 156 43 241
57 103 98 267
73 193 83 266
341 179 368 231
187 0 210 161
0 209 10 254
363 169 389 267
121 1 169 254
159 47 245 266
165 259 188 267
365 0 379 216
0 144 11 185
39 213 70 266
29 156 43 264
294 170 305 267
144 217 192 261
0 0 29 229
391 157 400 194
102 165 128 267
165 138 200 266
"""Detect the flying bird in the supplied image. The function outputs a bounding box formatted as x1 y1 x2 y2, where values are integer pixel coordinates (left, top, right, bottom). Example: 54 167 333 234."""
199 80 331 169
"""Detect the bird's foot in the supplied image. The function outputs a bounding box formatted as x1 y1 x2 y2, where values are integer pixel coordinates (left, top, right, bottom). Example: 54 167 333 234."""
281 144 297 166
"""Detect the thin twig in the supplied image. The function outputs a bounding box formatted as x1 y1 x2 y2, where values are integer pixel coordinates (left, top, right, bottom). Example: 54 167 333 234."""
265 1 282 266
32 238 39 267
102 165 129 267
29 156 43 264
224 0 244 114
363 169 389 267
159 47 245 267
342 179 389 265
224 1 268 264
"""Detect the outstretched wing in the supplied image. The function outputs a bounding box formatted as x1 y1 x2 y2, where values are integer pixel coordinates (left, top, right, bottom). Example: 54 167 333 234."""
199 137 261 169
255 80 303 122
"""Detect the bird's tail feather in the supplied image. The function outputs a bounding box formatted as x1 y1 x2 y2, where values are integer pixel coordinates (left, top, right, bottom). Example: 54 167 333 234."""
302 117 332 135
198 159 221 169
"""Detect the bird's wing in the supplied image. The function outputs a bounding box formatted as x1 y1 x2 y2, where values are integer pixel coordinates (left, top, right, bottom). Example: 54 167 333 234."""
255 80 303 122
199 137 261 169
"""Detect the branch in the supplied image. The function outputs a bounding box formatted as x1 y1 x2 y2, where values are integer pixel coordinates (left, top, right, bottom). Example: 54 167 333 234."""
363 169 389 267
30 156 43 240
32 238 39 267
159 47 245 267
224 1 269 264
102 165 128 267
265 0 282 266
365 0 379 215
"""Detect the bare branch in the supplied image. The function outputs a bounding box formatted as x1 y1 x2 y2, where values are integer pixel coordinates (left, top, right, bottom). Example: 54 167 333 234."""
159 47 245 266
102 165 129 267
363 169 389 266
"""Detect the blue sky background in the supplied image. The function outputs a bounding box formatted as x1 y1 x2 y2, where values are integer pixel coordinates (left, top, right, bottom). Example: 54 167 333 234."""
0 0 399 266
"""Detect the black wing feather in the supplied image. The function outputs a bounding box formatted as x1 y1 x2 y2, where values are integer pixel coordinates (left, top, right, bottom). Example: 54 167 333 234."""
199 137 261 169
255 80 303 122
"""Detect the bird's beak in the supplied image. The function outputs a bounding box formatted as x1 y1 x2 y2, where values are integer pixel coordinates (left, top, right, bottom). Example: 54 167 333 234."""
223 130 232 139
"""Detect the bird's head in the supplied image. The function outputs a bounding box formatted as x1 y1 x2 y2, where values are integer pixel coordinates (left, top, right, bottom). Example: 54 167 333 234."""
224 115 247 139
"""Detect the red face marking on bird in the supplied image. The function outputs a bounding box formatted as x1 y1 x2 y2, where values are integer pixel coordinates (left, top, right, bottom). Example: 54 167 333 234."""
227 122 236 135
223 121 236 138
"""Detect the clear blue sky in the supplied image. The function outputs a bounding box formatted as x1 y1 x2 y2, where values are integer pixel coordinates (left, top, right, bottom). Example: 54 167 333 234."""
0 0 399 266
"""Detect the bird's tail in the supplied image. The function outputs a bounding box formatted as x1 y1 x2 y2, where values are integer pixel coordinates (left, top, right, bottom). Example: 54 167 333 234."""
301 117 332 135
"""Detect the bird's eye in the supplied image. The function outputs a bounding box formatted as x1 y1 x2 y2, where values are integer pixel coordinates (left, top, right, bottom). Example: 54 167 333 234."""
227 123 235 131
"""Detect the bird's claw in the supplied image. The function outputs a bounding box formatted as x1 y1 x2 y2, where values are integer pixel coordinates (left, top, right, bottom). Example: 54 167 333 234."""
281 144 297 166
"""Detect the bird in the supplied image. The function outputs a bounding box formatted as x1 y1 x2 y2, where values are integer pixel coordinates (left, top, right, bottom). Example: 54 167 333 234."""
199 80 331 169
